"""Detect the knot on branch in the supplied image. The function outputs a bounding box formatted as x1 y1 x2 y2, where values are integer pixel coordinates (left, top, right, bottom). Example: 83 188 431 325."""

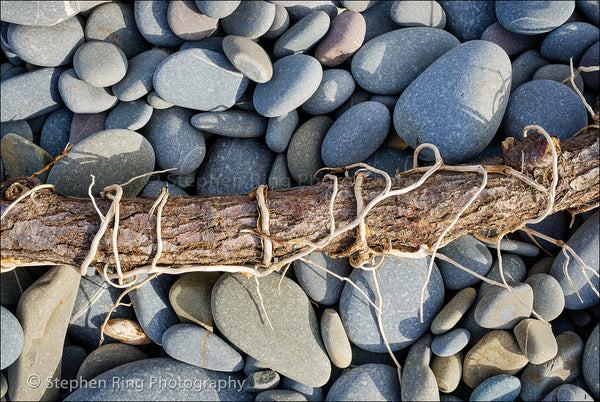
0 178 41 203
501 131 561 171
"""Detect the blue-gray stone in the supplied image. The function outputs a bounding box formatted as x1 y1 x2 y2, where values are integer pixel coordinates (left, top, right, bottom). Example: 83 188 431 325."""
582 324 599 398
273 10 330 59
340 256 444 352
487 238 540 257
432 328 470 357
361 2 399 43
73 41 128 88
351 27 459 95
577 0 600 26
141 180 189 197
40 107 73 157
580 42 599 93
146 90 173 110
221 0 276 39
134 0 184 48
525 274 565 322
162 323 243 372
321 101 390 167
357 147 413 178
6 16 84 67
519 212 568 253
180 37 224 53
325 363 400 401
0 21 24 67
437 235 494 290
268 153 294 190
550 211 599 310
154 48 249 112
502 80 587 141
76 343 148 382
0 133 53 182
59 345 88 399
266 110 299 153
0 305 24 370
144 107 205 175
129 274 180 346
244 370 280 392
0 1 91 26
394 40 511 164
191 110 267 137
58 68 118 114
195 1 240 19
196 137 274 195
542 384 594 401
294 253 352 305
301 69 355 115
402 333 439 401
470 374 521 402
1 120 33 141
221 35 273 83
1 66 26 81
511 49 551 90
390 0 446 29
532 64 585 98
1 66 65 122
113 48 169 102
64 357 253 401
280 377 324 402
105 99 153 131
474 282 533 329
478 253 527 301
256 390 308 401
439 0 497 41
540 22 600 64
263 4 290 40
431 287 477 335
254 54 323 118
496 0 576 34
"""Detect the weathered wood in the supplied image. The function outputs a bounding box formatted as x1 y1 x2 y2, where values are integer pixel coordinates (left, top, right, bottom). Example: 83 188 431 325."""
1 127 598 270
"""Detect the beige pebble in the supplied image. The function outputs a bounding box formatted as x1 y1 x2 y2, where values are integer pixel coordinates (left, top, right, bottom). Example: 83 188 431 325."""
431 287 477 334
169 271 221 331
431 352 463 393
104 318 152 345
513 318 558 364
320 308 352 368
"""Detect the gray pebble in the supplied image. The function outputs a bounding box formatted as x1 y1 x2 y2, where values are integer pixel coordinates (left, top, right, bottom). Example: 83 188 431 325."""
244 370 281 392
542 384 594 401
320 308 352 368
58 68 118 114
402 333 440 401
301 69 355 115
361 2 398 43
431 287 477 335
105 99 153 131
487 238 540 257
263 4 290 40
273 10 330 59
514 318 558 364
286 115 332 186
222 35 273 83
439 0 496 41
76 343 148 382
221 0 276 39
73 41 128 88
266 110 299 153
0 1 87 26
293 252 351 305
141 180 189 197
478 253 527 299
0 305 24 370
437 235 493 290
474 282 533 329
168 272 220 330
0 133 53 182
134 0 184 48
146 90 173 110
431 353 463 394
40 107 72 157
511 49 551 90
525 273 565 322
470 374 521 402
167 0 218 41
533 64 585 94
1 120 33 141
390 0 446 29
113 48 169 102
541 22 599 64
195 1 241 19
191 110 267 137
496 0 575 35
325 363 400 401
432 328 470 357
268 153 294 190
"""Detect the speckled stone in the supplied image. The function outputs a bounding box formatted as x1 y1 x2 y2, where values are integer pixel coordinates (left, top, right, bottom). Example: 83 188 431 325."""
168 272 220 331
0 133 53 182
273 10 330 59
134 0 184 48
432 328 470 357
487 238 540 257
167 0 218 41
402 333 440 401
580 42 599 93
293 252 351 305
105 99 153 131
146 90 173 109
437 235 493 290
0 1 92 26
40 107 73 157
325 363 400 401
301 69 355 115
314 10 365 67
1 306 24 370
286 115 332 186
481 21 544 57
439 0 496 41
320 309 352 369
540 22 599 64
113 48 169 102
68 111 109 145
221 0 276 39
76 343 148 382
58 68 118 114
474 283 533 330
513 318 558 364
361 2 399 43
542 384 594 402
470 374 521 402
0 120 33 141
525 274 564 322
256 390 308 401
583 324 599 398
222 35 273 83
390 0 446 28
478 253 527 299
266 110 299 153
511 49 551 90
432 287 477 335
431 353 463 394
73 41 128 88
191 110 267 137
244 370 281 392
577 0 600 25
195 1 240 19
496 0 575 35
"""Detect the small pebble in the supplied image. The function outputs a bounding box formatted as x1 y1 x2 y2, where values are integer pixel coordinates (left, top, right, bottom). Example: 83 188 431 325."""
112 48 169 102
221 0 276 39
134 0 184 48
0 119 33 141
474 282 533 330
431 287 478 335
480 21 544 57
525 273 565 322
402 333 440 401
579 42 599 93
431 353 463 394
39 107 73 157
68 111 108 145
513 318 558 364
540 22 599 64
244 370 281 393
320 309 352 368
103 318 152 346
265 109 299 153
486 238 540 257
314 10 365 67
73 41 127 88
222 35 273 83
533 64 585 94
390 0 446 29
301 69 355 116
293 252 351 305
439 0 496 41
273 10 330 59
432 328 471 357
58 68 118 114
470 374 521 402
105 99 153 131
191 110 267 138
268 153 294 190
0 133 53 182
168 272 220 331
263 4 290 40
511 49 551 90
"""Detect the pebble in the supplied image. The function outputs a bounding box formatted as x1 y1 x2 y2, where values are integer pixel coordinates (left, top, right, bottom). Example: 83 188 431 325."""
478 253 527 298
58 68 118 114
256 390 308 402
1 66 65 122
168 272 220 331
0 119 33 141
65 357 253 401
268 153 294 190
212 273 331 387
191 110 267 138
540 22 599 64
265 110 299 153
40 107 73 157
519 211 569 253
520 331 584 401
103 318 152 346
402 333 440 401
0 133 53 182
361 2 401 43
339 256 444 353
314 10 365 67
73 41 128 88
495 0 575 34
549 211 599 310
577 0 600 25
432 328 471 357
286 115 333 186
542 384 594 401
280 377 324 402
244 370 281 392
263 4 290 40
320 308 352 368
580 42 599 93
438 0 497 41
167 0 218 41
321 101 390 167
6 16 85 67
394 40 511 164
0 1 88 26
470 374 521 402
293 252 351 305
195 0 241 19
513 318 558 364
437 235 493 290
286 2 339 21
196 137 274 195
7 265 81 402
511 49 551 90
133 0 184 48
480 21 544 57
68 111 109 145
105 99 153 131
254 54 322 118
431 353 463 394
474 282 533 330
273 10 330 59
113 48 169 102
221 0 276 39
325 363 400 401
146 90 173 110
582 324 599 398
431 287 477 335
144 107 206 175
352 27 459 95
301 69 355 115
525 274 565 322
47 128 155 197
0 305 24 370
390 0 446 29
222 35 273 83
77 343 148 381
141 180 188 197
487 238 540 257
162 323 243 371
154 48 249 112
129 274 180 346
462 330 529 389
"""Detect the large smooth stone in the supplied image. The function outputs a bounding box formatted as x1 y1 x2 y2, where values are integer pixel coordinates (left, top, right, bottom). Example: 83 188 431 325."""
47 129 155 197
195 0 241 19
390 0 446 29
273 10 330 59
439 0 496 41
221 0 276 39
0 1 96 26
583 324 599 398
496 0 576 34
253 54 322 118
113 48 169 102
76 343 148 381
212 273 331 387
0 306 24 370
0 133 53 182
191 110 267 138
314 10 365 67
167 0 218 41
549 211 599 310
293 252 352 305
301 69 355 115
437 235 493 290
474 282 534 329
339 257 444 353
134 0 184 48
540 22 599 64
351 27 459 95
154 48 249 112
73 41 128 88
58 68 118 114
393 40 511 164
325 363 400 401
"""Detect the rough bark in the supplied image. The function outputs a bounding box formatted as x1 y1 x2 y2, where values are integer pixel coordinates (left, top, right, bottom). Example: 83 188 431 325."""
1 127 598 270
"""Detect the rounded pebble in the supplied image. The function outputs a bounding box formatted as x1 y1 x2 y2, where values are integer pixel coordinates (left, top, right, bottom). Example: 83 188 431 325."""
439 0 496 41
580 42 599 93
146 90 173 110
113 48 169 102
1 133 53 183
221 0 276 39
222 35 273 83
76 343 148 382
195 0 241 19
301 69 355 116
487 238 540 257
478 253 527 298
525 273 565 322
191 110 267 137
542 384 594 402
431 353 463 394
320 309 352 369
265 110 299 153
513 318 558 364
39 107 73 157
244 370 281 392
293 252 351 305
167 0 218 41
58 68 118 114
470 374 521 402
273 10 330 59
432 328 471 357
314 10 365 67
402 334 440 401
134 0 184 48
437 235 493 290
480 21 544 57
105 99 153 131
325 363 400 401
268 153 293 190
0 120 33 141
496 0 575 34
474 283 533 330
103 318 152 346
73 41 128 88
0 305 24 370
390 0 446 28
168 272 220 331
540 22 599 64
511 49 551 90
431 287 478 335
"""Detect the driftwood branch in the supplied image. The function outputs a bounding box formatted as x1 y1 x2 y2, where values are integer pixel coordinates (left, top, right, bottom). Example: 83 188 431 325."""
1 127 598 271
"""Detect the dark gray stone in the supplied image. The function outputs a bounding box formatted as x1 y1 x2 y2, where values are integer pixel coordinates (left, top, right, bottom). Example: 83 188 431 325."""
263 4 290 40
301 69 355 115
487 238 540 257
76 343 148 382
582 324 599 398
273 10 330 59
355 147 412 178
191 110 267 137
1 120 33 141
105 99 153 131
361 2 398 43
480 21 545 57
437 235 493 290
221 0 276 39
268 153 294 190
222 35 273 83
496 0 575 34
195 1 241 19
73 41 128 88
58 345 88 399
390 0 446 28
470 374 521 402
540 22 599 64
293 252 352 305
256 390 308 401
439 0 497 41
525 274 565 322
0 305 24 370
475 283 533 329
402 333 439 401
286 115 332 185
0 133 53 182
577 0 600 26
431 328 470 357
580 42 599 93
58 68 118 114
325 363 400 401
244 370 280 392
141 180 189 197
134 0 185 48
511 49 551 90
266 110 299 153
113 48 169 102
40 107 73 157
0 267 33 306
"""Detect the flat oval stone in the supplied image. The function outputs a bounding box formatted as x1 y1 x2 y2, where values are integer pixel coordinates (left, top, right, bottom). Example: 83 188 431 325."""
222 35 273 83
76 343 148 382
325 363 400 401
162 323 243 371
470 374 521 402
268 153 293 190
103 318 152 346
487 238 540 257
540 22 599 64
496 0 576 34
73 41 128 88
0 1 89 26
480 21 544 57
244 370 280 392
439 0 496 41
58 68 118 114
221 0 276 39
40 107 73 157
191 110 267 137
168 272 220 331
394 40 511 164
314 10 365 67
390 0 446 28
351 27 460 95
154 48 249 112
266 109 299 153
320 309 352 369
212 273 331 387
511 49 551 90
432 328 470 357
340 257 444 353
542 384 594 402
0 306 24 370
513 318 558 364
431 287 477 335
583 324 599 398
437 235 493 290
7 16 84 67
263 4 290 40
321 101 390 167
525 273 564 322
47 129 155 197
254 54 322 118
167 0 218 41
301 69 355 115
134 0 184 48
256 390 308 402
273 10 330 59
431 353 463 394
113 48 169 102
105 99 153 131
0 120 33 141
0 133 53 182
293 252 352 305
580 42 599 93
533 64 584 93
195 0 241 19
474 282 533 330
